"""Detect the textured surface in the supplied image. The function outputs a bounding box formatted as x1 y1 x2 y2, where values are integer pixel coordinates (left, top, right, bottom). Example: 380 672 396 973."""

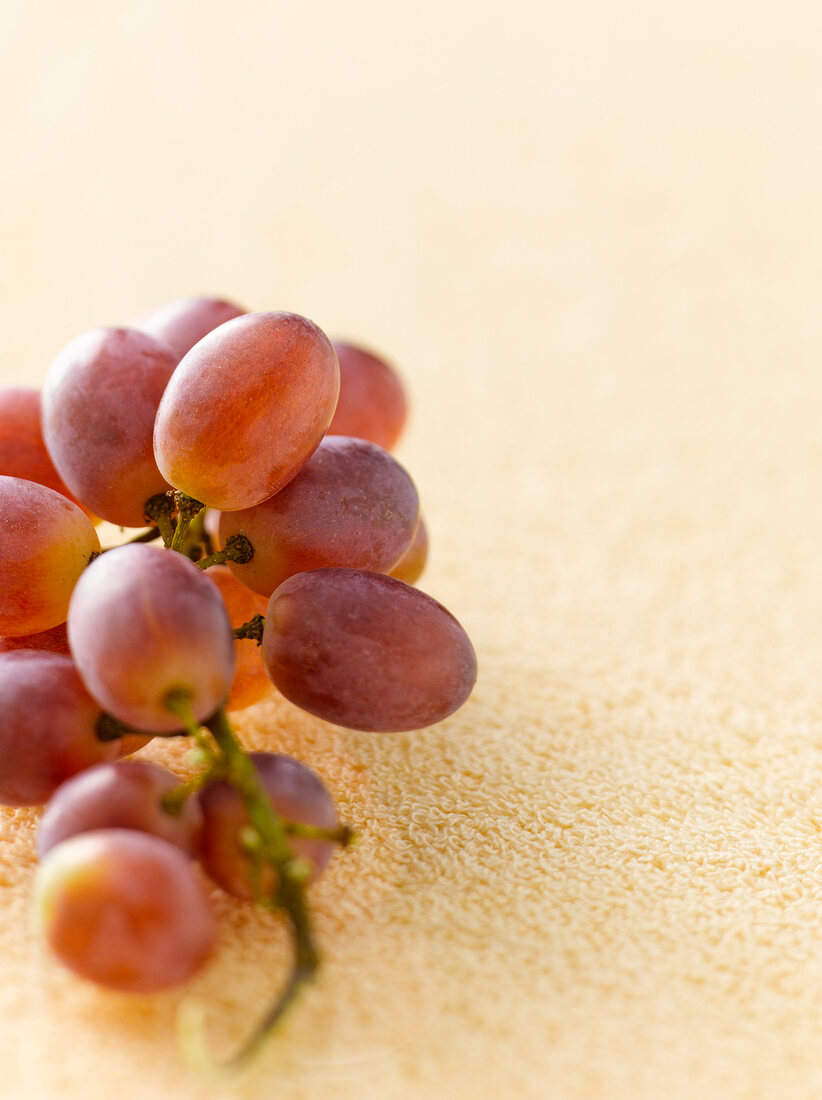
2 1 822 1097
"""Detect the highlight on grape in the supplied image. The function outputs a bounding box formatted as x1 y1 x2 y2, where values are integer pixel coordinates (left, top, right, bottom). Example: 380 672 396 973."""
0 297 477 1068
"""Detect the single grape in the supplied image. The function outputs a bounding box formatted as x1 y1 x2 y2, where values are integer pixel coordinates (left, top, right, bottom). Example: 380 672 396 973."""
0 620 70 656
134 295 245 359
389 514 429 585
262 569 477 732
42 328 178 527
0 387 92 516
38 760 203 857
198 753 338 900
218 436 419 597
153 311 339 511
0 652 118 806
328 341 408 451
0 475 100 636
68 544 235 732
115 733 154 757
205 565 272 711
35 829 215 993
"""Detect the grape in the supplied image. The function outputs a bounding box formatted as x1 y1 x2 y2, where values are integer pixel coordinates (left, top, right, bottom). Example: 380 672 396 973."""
153 311 339 511
328 341 408 451
35 829 215 993
68 544 235 732
198 753 337 899
389 514 428 585
0 620 70 656
135 295 245 359
38 760 203 857
0 475 100 636
218 435 419 597
262 569 477 732
42 328 178 527
0 652 118 805
0 387 92 516
205 565 271 711
115 733 154 758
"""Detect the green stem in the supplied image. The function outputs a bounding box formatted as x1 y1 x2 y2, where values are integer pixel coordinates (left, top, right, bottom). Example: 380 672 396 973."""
164 694 320 1069
195 533 254 571
205 706 319 1067
170 493 204 554
232 614 265 645
285 821 358 847
144 493 176 548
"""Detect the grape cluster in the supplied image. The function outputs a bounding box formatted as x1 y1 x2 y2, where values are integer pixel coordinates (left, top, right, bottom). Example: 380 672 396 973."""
0 296 477 1065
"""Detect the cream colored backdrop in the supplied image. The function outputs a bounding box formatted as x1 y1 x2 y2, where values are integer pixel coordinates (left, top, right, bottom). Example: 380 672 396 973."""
2 2 822 1098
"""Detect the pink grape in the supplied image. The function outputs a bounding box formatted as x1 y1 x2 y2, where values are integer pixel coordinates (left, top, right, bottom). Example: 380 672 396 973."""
0 475 100 636
135 295 245 358
153 311 339 511
328 341 408 451
0 621 70 656
218 435 419 596
198 753 338 900
262 569 477 732
205 565 272 711
389 514 429 585
68 544 235 732
35 829 215 993
42 328 178 526
0 387 92 516
0 652 117 806
38 760 203 857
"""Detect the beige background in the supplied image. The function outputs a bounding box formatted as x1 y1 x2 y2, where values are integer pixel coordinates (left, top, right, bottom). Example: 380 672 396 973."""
2 1 822 1097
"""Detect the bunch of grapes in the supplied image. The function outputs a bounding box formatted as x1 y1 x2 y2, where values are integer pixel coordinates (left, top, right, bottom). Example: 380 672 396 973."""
0 297 476 1066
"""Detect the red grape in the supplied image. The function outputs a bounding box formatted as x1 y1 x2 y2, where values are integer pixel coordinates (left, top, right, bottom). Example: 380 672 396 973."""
135 295 245 358
328 341 408 450
262 569 477 732
198 753 338 899
389 514 428 585
35 829 215 993
42 328 178 526
0 387 92 516
0 620 70 656
153 311 339 510
218 435 419 596
0 475 100 636
0 652 117 806
68 544 235 732
38 760 203 857
205 565 272 711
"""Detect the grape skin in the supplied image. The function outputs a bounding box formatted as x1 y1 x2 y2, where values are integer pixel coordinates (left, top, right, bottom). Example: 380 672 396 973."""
68 544 235 732
0 475 100 636
389 514 428 585
38 760 203 858
205 565 272 711
135 295 245 359
218 435 420 597
328 341 408 451
198 753 338 900
35 829 215 993
42 328 178 527
0 387 91 515
153 311 340 511
0 621 70 656
0 652 118 806
262 569 478 732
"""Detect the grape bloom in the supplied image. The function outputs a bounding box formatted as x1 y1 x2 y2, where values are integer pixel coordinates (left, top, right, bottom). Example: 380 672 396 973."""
0 294 476 1068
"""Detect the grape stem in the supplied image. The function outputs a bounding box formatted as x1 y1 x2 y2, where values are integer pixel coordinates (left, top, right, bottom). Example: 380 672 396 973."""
144 493 176 547
164 694 320 1070
169 492 205 554
232 614 265 645
195 533 255 571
